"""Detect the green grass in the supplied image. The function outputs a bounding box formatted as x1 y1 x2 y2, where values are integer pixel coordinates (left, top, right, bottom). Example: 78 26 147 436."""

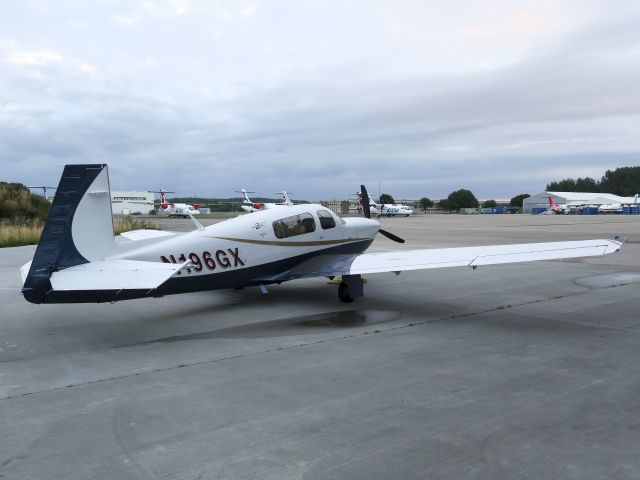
114 217 160 235
0 217 161 247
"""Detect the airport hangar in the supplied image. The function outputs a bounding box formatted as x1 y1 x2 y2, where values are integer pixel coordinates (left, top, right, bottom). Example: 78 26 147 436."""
110 190 155 215
523 191 629 214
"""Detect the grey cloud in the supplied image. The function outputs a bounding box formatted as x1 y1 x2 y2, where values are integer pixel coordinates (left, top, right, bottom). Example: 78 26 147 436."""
1 2 639 200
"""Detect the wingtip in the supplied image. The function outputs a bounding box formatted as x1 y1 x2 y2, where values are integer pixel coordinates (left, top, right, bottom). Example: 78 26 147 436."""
613 235 628 246
608 236 627 253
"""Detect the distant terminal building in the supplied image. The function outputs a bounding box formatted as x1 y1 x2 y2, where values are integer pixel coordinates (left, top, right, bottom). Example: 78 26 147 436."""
321 199 352 215
111 191 155 215
523 191 629 214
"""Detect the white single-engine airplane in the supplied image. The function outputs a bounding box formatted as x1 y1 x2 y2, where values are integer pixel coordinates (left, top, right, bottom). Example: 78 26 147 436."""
21 165 625 304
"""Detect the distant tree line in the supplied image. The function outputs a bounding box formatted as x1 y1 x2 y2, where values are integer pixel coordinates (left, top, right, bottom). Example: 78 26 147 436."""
546 166 640 196
414 191 532 213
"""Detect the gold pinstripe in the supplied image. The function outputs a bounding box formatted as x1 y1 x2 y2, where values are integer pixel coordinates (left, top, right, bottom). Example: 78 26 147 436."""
209 236 370 247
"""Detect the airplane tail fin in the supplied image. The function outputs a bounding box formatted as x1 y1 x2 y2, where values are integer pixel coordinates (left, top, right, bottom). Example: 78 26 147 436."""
236 189 253 204
277 190 294 205
22 164 115 304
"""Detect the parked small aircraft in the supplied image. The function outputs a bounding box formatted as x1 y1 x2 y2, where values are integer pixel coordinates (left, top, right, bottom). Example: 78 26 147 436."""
598 203 623 214
237 189 294 213
599 194 639 214
20 165 624 305
153 189 201 218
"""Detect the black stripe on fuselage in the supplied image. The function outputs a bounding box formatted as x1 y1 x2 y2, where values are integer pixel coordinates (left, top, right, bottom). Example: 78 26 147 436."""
39 238 374 303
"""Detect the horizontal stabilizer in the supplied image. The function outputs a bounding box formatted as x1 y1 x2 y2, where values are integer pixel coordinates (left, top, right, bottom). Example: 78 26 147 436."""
119 229 177 241
50 259 187 291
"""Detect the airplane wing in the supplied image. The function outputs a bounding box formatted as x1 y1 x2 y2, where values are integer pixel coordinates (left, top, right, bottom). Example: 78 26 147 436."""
49 259 188 291
119 229 177 241
282 238 624 279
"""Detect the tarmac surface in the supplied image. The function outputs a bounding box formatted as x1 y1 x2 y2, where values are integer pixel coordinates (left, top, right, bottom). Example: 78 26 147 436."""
2 214 640 479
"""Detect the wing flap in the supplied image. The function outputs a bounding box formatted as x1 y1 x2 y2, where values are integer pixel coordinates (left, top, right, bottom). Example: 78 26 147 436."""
50 259 187 291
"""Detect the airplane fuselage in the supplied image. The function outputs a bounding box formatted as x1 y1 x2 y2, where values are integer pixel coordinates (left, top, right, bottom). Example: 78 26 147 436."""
164 203 200 217
50 205 379 302
381 204 413 216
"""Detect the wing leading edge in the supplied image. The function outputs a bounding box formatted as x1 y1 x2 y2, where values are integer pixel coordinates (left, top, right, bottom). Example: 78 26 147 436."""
288 238 624 278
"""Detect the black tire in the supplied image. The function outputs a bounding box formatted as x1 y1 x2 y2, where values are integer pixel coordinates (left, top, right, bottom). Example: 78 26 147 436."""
338 282 354 303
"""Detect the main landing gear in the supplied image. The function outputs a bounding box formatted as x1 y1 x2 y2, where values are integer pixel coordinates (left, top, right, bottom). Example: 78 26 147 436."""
338 274 364 303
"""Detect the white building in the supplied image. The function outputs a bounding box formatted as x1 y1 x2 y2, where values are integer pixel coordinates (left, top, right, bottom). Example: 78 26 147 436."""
523 191 628 214
111 191 155 215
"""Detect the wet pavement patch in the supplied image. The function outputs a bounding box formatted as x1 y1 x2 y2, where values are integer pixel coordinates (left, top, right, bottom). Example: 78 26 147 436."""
118 309 402 346
574 272 640 289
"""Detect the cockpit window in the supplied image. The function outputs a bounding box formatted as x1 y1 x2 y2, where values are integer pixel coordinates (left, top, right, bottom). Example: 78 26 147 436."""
317 210 336 229
273 213 316 238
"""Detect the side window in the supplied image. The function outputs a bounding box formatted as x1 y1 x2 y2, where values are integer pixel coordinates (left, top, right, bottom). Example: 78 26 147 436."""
317 209 336 229
273 213 316 238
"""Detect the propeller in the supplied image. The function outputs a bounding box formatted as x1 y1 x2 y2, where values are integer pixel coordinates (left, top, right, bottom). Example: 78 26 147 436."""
360 185 405 243
360 185 371 219
378 228 405 243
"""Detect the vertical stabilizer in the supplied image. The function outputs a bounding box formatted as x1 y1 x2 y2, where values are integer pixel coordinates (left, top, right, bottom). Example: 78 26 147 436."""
240 189 253 204
22 164 115 304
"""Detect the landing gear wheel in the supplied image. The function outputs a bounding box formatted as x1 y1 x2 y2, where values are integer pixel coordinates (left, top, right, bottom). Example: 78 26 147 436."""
338 282 354 303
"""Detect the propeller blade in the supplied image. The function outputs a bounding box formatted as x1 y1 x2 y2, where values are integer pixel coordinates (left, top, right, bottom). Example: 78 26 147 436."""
379 228 405 243
360 185 371 219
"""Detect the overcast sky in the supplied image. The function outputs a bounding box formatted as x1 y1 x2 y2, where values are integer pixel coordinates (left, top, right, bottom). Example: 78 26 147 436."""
1 0 639 200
